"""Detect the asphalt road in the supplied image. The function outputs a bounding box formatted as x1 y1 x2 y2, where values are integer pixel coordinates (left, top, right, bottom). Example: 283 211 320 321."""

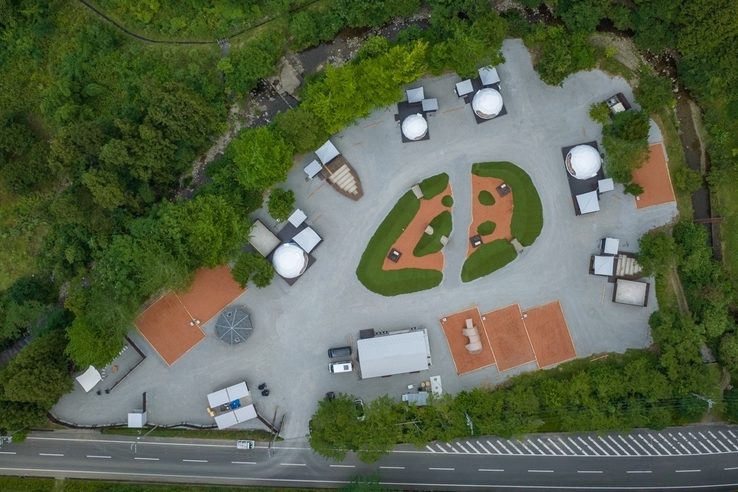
3 427 738 490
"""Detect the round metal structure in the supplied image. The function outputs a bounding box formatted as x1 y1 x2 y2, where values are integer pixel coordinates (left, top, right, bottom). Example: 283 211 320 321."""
215 305 253 345
566 145 602 180
472 88 503 119
401 114 428 140
272 242 308 279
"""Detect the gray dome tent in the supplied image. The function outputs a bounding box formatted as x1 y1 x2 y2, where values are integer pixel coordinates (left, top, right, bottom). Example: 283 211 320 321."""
216 306 253 345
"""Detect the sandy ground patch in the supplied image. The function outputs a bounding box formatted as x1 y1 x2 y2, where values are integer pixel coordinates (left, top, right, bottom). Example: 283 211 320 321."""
632 143 676 209
523 301 577 368
439 307 496 375
467 175 513 258
383 183 452 272
481 304 536 372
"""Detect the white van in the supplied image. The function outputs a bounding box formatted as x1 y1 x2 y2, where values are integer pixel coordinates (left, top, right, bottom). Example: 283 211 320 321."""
329 361 353 373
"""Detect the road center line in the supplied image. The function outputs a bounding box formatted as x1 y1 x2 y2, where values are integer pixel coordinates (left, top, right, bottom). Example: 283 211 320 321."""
578 470 603 474
379 466 405 470
232 461 256 465
479 468 504 472
134 457 159 461
676 469 701 473
725 466 738 471
280 463 306 466
86 455 111 459
429 467 454 471
528 470 554 473
330 464 355 468
39 453 63 457
0 452 17 455
182 459 207 463
627 470 652 474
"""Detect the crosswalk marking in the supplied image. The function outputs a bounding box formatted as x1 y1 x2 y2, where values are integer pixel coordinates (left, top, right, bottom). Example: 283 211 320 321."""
434 428 738 458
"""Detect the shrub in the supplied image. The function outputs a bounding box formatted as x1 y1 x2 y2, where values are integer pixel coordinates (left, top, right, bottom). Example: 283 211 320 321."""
267 188 295 222
232 252 275 289
478 190 496 206
441 195 454 207
477 221 497 236
413 211 453 257
534 26 596 86
418 173 449 199
271 107 329 154
674 166 703 192
624 183 644 196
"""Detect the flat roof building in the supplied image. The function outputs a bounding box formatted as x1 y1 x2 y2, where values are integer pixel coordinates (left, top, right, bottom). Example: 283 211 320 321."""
357 329 431 379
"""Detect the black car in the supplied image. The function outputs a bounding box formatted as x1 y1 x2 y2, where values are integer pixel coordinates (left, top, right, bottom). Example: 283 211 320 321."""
327 346 352 358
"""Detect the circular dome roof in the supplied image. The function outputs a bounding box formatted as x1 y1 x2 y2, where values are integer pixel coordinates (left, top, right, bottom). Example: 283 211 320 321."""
272 243 308 279
472 88 503 119
402 114 428 140
566 145 602 180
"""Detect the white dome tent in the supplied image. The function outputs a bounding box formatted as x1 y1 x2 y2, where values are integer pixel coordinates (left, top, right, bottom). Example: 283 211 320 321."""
272 243 308 279
472 88 503 119
566 145 602 180
401 114 428 141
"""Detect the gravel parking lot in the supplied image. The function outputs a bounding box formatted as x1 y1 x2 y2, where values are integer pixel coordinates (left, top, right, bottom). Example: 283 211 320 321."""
53 40 677 440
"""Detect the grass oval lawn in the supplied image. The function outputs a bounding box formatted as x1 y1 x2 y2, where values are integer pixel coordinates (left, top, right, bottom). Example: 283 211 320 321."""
356 173 450 296
462 162 543 283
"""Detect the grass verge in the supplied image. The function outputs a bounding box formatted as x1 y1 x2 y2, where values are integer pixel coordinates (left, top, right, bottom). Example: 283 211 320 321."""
413 211 452 257
418 173 449 200
471 162 543 245
0 477 313 491
101 427 274 441
653 109 693 220
356 190 442 296
461 239 517 282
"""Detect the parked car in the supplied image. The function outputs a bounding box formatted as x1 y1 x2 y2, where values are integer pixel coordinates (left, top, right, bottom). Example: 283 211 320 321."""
328 346 352 358
354 399 365 421
328 360 353 373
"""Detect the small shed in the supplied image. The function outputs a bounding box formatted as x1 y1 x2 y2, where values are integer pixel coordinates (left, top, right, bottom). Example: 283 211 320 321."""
293 226 322 253
602 238 619 255
406 87 424 103
478 66 500 86
592 255 615 277
402 391 429 406
127 410 148 428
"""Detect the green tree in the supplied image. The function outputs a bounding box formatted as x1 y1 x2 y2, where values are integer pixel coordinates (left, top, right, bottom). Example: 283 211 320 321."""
637 230 677 276
159 194 248 269
339 473 400 492
624 183 644 196
267 188 295 222
232 252 275 289
65 316 125 368
231 127 295 191
0 331 72 410
589 102 611 125
674 166 703 192
635 71 676 113
309 393 364 461
271 107 329 154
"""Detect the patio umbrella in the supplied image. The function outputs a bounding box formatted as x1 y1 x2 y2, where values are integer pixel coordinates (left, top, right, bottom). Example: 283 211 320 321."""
215 306 253 345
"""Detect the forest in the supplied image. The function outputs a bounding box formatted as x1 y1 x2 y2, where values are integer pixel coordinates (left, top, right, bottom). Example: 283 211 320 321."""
1 0 738 441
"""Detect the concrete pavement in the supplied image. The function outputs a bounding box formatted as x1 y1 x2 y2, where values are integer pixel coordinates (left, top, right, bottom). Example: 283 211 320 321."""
52 39 677 439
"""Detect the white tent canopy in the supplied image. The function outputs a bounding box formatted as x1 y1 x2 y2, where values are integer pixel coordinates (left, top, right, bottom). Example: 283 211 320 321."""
272 243 308 279
593 256 615 276
406 87 424 103
472 88 503 119
287 209 307 227
603 237 619 255
293 227 322 253
315 140 340 165
304 159 322 179
567 145 601 180
598 178 614 193
76 366 102 393
576 190 600 214
402 114 428 140
478 66 500 86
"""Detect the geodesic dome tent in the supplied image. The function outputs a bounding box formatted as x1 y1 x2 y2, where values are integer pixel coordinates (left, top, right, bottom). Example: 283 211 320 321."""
566 145 602 180
272 243 308 279
215 305 253 345
472 88 503 119
402 114 428 141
